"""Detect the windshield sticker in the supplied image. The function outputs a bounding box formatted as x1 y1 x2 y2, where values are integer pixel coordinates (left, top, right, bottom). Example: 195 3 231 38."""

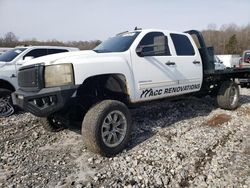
14 50 22 54
140 84 201 98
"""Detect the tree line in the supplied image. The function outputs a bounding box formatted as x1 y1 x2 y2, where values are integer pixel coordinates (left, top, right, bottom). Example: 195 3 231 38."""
202 23 250 55
0 23 249 54
0 32 101 50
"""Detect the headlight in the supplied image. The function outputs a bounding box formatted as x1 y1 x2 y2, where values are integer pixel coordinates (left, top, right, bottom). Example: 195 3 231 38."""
44 64 74 87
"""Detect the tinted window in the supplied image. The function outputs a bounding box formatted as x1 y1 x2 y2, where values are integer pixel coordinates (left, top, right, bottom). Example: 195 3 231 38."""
244 52 250 62
24 49 47 59
170 34 195 56
0 48 27 62
48 49 68 55
137 32 170 56
94 32 140 53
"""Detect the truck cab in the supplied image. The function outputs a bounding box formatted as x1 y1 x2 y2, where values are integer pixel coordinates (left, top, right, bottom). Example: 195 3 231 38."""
0 46 79 117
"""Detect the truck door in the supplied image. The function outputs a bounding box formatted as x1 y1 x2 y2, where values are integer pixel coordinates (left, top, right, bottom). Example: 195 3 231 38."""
131 31 179 102
131 31 203 102
169 33 203 91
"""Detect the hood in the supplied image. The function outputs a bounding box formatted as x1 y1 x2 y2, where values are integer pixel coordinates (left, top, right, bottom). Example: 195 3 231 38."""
23 50 96 66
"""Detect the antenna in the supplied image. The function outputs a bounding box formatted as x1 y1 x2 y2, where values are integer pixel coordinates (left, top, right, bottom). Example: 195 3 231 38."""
134 26 142 30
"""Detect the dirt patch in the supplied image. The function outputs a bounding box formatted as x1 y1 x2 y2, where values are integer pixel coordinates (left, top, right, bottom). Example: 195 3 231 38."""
206 114 231 126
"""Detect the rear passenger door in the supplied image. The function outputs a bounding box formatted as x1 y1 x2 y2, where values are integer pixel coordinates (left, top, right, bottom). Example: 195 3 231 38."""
169 33 203 92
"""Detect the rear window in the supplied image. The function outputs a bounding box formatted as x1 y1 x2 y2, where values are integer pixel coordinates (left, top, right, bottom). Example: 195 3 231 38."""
24 49 47 59
48 49 68 55
170 34 195 56
24 48 69 59
244 52 250 60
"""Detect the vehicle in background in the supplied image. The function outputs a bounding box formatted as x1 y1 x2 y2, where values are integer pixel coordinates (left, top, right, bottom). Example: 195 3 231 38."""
217 54 241 68
214 55 226 70
0 47 13 55
239 50 250 87
0 46 79 117
239 50 250 68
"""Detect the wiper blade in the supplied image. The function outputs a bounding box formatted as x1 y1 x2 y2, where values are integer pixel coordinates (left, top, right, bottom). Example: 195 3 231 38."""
93 49 112 53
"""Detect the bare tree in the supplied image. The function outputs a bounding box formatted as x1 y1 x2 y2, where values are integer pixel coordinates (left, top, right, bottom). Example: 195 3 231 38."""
3 32 18 47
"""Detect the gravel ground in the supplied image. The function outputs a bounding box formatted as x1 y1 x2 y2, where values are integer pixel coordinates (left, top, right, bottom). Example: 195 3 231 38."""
0 89 250 188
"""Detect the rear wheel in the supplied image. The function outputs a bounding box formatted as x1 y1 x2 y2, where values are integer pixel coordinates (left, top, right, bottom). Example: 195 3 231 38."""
0 89 15 118
217 81 239 110
82 100 131 156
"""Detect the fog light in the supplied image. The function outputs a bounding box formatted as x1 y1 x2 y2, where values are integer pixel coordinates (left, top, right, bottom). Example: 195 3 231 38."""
34 98 44 107
49 96 57 104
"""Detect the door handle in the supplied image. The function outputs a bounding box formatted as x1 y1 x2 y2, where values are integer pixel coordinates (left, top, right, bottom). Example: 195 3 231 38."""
193 61 200 64
165 61 175 66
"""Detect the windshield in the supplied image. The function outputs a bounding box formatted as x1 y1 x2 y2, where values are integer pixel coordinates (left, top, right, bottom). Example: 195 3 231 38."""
244 52 250 61
94 31 140 53
0 48 26 62
214 55 221 63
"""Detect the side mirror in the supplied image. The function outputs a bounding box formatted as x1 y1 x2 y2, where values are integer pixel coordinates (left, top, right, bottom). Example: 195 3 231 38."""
24 56 34 61
16 56 34 65
136 47 143 56
136 35 167 57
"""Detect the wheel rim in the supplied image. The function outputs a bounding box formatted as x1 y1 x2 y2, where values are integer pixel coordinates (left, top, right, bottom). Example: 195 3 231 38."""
0 95 14 117
101 110 127 148
229 86 238 106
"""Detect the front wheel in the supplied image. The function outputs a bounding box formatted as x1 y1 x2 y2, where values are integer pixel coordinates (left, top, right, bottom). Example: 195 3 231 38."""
0 89 15 118
82 100 131 156
217 81 239 110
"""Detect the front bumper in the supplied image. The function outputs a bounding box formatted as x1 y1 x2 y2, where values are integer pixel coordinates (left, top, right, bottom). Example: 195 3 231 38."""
12 85 79 117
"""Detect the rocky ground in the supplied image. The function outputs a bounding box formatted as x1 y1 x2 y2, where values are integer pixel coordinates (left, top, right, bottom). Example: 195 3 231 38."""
0 89 250 188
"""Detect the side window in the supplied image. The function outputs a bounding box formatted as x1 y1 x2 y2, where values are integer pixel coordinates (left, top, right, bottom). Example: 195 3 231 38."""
47 49 68 55
170 34 195 56
23 49 47 59
137 32 171 56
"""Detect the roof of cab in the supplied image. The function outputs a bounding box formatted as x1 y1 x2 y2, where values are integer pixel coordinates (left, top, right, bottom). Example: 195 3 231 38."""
14 45 79 51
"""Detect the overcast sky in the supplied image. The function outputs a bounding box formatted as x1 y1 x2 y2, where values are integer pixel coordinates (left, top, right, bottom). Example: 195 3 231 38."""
0 0 249 41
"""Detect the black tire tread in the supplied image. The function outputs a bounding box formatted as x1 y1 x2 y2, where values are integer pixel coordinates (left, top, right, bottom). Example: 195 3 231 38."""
40 117 65 132
0 88 15 117
217 81 239 110
82 100 131 156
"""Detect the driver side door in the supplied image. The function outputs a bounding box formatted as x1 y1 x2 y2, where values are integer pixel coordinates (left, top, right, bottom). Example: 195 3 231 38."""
131 32 179 102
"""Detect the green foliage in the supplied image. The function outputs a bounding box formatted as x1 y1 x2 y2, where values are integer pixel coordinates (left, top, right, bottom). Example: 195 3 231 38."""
225 34 238 54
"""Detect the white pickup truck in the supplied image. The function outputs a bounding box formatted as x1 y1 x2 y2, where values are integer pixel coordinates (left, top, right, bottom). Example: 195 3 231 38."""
12 29 250 156
0 46 79 117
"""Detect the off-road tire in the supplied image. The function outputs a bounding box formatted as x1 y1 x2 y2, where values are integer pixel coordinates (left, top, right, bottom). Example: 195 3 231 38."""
40 116 65 132
217 81 239 110
0 88 15 117
82 100 132 156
